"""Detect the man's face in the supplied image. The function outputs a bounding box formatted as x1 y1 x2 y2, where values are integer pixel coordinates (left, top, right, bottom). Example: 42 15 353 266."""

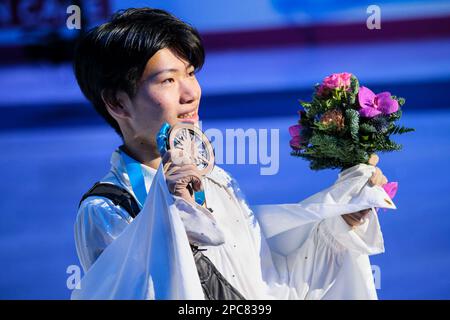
125 47 201 146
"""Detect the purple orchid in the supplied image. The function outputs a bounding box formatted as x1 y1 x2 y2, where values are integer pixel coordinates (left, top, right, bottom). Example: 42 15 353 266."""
358 86 399 118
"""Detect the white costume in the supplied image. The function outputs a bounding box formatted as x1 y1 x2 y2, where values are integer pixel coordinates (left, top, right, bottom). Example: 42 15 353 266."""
72 148 394 300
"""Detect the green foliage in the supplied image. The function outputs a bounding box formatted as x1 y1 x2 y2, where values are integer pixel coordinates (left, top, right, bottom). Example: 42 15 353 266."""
389 108 403 121
350 75 359 95
345 109 359 142
392 95 406 106
388 125 415 135
369 116 390 134
292 131 369 170
360 123 377 134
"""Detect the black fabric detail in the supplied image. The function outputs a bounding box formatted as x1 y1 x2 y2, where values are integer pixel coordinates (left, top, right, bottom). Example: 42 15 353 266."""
79 182 141 218
191 245 246 300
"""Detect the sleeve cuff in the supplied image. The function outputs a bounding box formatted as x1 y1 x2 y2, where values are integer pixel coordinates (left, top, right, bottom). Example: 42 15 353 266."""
321 208 385 255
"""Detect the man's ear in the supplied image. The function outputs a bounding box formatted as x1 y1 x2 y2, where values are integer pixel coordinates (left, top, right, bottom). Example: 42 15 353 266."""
101 89 132 120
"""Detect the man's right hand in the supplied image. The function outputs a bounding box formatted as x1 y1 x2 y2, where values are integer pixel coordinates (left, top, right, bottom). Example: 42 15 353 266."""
162 149 202 205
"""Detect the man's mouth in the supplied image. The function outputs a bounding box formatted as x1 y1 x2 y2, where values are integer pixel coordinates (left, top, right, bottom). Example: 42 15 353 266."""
177 109 199 122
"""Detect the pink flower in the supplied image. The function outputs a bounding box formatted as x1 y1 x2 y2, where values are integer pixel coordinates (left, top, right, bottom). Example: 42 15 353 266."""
382 182 398 199
320 72 352 91
358 86 399 118
289 124 305 150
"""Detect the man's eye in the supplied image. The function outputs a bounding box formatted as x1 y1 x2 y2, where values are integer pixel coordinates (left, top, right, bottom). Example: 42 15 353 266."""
188 70 195 77
162 78 174 84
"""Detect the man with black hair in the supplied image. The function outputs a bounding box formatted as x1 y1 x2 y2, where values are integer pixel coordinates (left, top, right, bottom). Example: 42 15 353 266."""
73 7 391 300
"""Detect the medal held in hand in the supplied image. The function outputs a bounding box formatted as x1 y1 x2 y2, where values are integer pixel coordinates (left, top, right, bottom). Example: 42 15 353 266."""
157 122 215 205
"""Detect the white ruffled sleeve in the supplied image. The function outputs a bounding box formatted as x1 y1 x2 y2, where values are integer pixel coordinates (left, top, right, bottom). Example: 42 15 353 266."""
283 218 380 300
75 197 132 273
321 208 384 256
249 164 394 299
172 196 225 247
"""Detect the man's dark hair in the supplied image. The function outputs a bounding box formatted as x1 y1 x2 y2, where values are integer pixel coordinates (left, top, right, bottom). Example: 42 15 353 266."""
74 7 205 137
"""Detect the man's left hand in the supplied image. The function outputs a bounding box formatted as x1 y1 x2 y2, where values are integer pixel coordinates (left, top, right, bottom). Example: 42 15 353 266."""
367 154 388 186
342 154 387 227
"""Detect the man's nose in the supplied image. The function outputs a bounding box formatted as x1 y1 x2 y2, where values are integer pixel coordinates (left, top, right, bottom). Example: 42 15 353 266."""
179 80 198 104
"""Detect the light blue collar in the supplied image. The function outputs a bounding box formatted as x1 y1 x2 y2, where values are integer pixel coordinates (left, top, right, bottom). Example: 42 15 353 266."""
115 147 156 208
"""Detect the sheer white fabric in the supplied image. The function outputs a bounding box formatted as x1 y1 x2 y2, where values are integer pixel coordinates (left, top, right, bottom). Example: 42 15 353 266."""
71 149 394 299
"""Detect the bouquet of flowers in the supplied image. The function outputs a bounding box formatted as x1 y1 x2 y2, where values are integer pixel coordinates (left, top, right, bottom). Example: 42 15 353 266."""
289 72 414 171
